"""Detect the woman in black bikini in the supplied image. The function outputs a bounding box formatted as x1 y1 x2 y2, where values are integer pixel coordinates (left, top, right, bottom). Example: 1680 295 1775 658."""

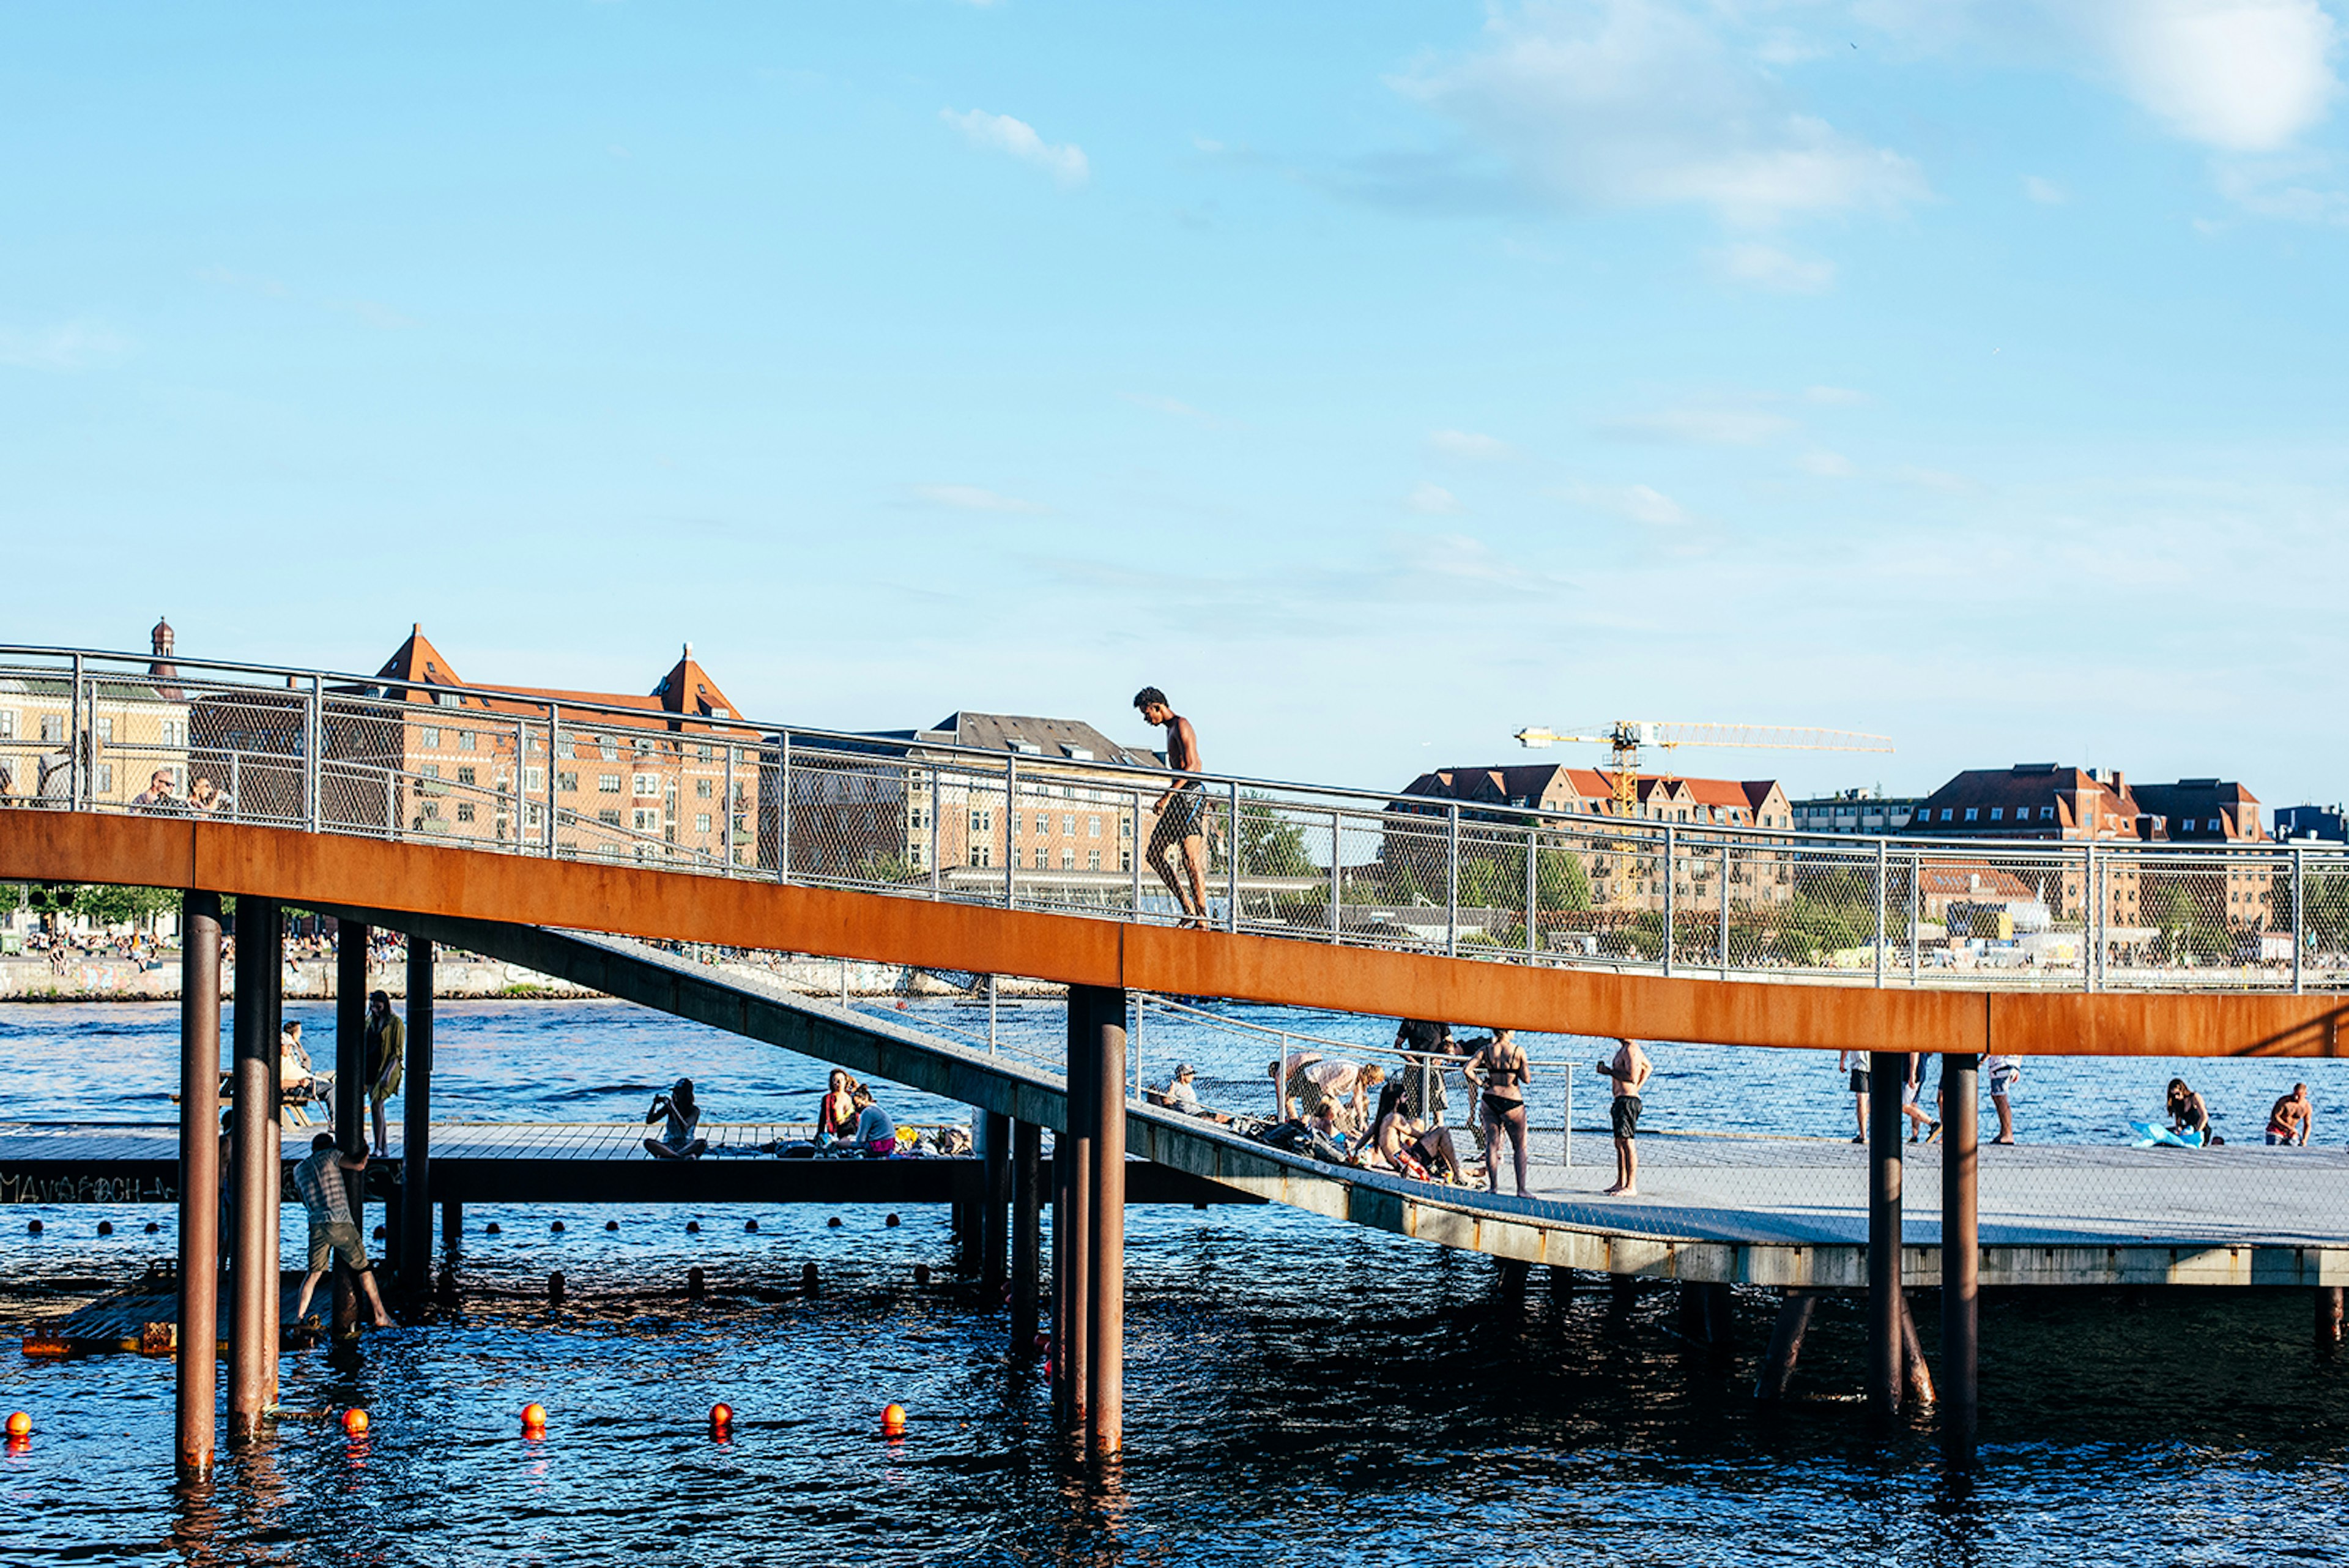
1463 1028 1534 1197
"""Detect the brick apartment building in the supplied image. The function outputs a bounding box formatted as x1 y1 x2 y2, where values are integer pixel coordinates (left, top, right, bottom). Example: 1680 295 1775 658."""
1394 764 1797 916
1910 762 2273 934
347 626 760 863
781 712 1168 905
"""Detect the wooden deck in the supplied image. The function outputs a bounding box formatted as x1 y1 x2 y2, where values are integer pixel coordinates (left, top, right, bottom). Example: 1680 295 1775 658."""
22 1265 317 1358
0 1121 1249 1207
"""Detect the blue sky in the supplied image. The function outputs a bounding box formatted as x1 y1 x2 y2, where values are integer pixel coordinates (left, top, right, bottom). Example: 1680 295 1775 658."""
6 2 2347 804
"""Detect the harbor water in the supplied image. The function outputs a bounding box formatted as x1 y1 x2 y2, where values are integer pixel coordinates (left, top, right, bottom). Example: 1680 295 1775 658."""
6 998 2349 1564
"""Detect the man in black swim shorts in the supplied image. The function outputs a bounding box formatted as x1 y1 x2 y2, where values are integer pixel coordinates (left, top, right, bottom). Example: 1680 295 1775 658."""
1135 687 1211 926
1598 1036 1650 1197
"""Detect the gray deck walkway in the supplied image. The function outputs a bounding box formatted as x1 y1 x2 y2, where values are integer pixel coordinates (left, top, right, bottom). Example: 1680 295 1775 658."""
1513 1131 2349 1249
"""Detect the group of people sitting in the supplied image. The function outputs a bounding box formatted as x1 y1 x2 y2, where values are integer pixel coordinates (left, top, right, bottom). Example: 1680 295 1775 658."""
815 1068 900 1156
2165 1077 2315 1147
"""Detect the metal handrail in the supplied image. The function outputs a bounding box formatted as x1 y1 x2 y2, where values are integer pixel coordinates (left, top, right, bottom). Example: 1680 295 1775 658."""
3 643 2341 997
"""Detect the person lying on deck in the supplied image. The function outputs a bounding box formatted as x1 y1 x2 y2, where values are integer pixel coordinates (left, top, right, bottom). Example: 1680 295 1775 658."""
644 1078 708 1160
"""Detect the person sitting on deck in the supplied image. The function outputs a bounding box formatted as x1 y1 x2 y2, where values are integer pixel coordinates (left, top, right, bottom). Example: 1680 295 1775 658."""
848 1086 899 1156
1147 1063 1233 1125
1305 1100 1351 1156
279 1021 313 1096
2268 1083 2315 1146
291 1132 395 1328
644 1078 708 1160
2165 1078 2221 1146
816 1068 861 1146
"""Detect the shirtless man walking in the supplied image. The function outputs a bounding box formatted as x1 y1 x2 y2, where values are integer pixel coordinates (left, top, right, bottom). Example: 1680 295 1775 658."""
1598 1036 1652 1197
1134 686 1211 927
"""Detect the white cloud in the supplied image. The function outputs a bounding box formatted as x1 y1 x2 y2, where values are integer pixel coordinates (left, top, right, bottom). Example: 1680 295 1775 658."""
1407 482 1466 514
0 321 129 371
1395 1 1928 225
1805 384 1870 405
1605 407 1795 445
2024 174 2069 204
2079 0 2340 152
910 483 1048 513
1799 450 1856 477
1712 240 1837 292
2213 155 2349 221
940 108 1089 186
1428 428 1518 461
1554 480 1693 526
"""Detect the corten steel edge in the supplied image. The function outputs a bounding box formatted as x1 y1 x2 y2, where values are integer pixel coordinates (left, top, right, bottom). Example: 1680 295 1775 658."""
9 811 2349 1058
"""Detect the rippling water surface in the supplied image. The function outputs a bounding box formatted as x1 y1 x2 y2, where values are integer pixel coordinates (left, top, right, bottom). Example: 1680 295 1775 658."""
5 998 2349 1564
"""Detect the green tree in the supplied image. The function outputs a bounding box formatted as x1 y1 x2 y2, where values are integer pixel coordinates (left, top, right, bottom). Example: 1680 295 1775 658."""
1217 792 1317 879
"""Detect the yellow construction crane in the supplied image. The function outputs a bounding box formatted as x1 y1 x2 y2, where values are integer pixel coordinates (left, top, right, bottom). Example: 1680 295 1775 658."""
1513 721 1895 819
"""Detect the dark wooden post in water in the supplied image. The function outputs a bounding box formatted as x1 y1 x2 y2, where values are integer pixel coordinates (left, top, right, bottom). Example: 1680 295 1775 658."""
401 940 435 1293
1078 985 1127 1458
1868 1050 1904 1420
175 891 223 1479
1754 1290 1817 1400
981 1109 1010 1299
1011 1118 1041 1350
1942 1052 1980 1465
332 921 369 1337
227 899 281 1438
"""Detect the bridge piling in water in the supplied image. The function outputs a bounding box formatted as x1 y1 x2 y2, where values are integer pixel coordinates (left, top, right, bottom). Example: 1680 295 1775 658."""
401 940 436 1294
226 899 281 1438
333 922 368 1338
1943 1053 1980 1466
1056 1001 1094 1428
981 1110 1010 1301
174 890 223 1480
1080 986 1127 1459
1868 1050 1904 1422
1011 1119 1041 1349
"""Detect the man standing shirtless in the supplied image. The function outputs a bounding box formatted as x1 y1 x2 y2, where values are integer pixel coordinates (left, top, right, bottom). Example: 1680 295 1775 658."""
2268 1083 2315 1146
1134 686 1210 926
1598 1036 1651 1197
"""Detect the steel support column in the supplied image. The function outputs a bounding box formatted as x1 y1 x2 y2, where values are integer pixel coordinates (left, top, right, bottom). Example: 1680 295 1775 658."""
401 939 435 1293
1080 984 1127 1458
981 1109 1010 1299
1011 1118 1041 1350
1058 998 1093 1428
174 891 223 1479
227 899 280 1438
1868 1050 1904 1421
1942 1052 1980 1465
332 922 368 1337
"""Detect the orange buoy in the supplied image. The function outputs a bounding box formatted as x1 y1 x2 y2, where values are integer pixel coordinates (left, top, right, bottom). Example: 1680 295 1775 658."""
4 1411 29 1438
341 1408 369 1436
521 1402 548 1430
880 1402 907 1433
710 1402 733 1430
